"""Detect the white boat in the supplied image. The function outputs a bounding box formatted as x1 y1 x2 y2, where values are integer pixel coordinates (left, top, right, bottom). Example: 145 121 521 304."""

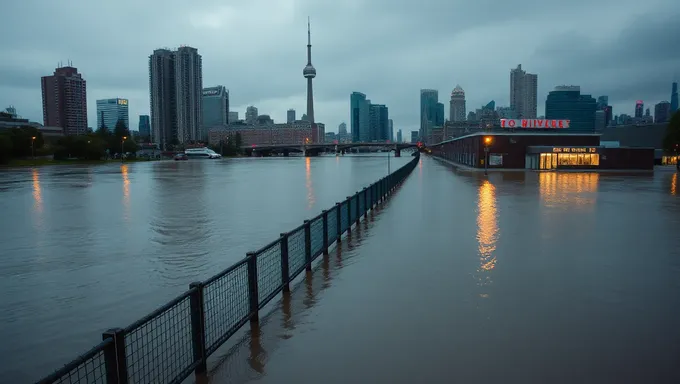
185 147 222 159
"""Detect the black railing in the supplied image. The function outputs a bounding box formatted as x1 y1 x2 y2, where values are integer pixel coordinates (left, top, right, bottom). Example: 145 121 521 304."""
36 153 420 384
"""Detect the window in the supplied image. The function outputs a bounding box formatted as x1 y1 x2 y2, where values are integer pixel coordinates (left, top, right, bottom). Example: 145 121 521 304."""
662 156 678 165
557 153 599 167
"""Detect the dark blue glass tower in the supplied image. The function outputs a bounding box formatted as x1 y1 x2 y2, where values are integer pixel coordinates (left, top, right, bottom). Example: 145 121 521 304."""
545 86 596 132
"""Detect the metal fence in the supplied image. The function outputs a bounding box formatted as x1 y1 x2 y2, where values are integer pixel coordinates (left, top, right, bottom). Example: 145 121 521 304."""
36 152 420 384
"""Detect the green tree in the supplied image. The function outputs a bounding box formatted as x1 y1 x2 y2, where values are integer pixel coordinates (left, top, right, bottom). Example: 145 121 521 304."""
53 134 107 160
0 134 13 163
113 119 130 139
663 111 680 154
4 126 44 158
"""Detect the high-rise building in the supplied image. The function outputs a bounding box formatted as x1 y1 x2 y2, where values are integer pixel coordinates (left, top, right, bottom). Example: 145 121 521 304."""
655 101 671 123
449 85 466 122
350 92 370 142
41 65 88 135
436 103 445 125
317 123 325 142
337 122 348 142
369 104 389 141
149 46 203 148
96 98 129 132
396 129 403 143
595 110 606 131
671 82 678 112
545 86 596 132
287 109 296 123
138 115 151 138
149 49 176 149
634 101 644 118
202 86 228 129
228 111 238 123
420 89 439 139
596 95 612 126
175 46 203 142
245 106 258 124
388 119 393 142
303 18 319 142
410 130 419 144
510 64 538 119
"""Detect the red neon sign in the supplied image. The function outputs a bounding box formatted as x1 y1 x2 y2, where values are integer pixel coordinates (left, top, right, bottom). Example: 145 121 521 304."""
500 119 570 129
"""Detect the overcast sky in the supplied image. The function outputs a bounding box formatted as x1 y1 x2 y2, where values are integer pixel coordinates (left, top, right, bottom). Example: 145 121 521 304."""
1 0 679 133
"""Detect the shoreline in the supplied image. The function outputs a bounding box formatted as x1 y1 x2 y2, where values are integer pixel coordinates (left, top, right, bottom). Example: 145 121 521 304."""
1 156 246 168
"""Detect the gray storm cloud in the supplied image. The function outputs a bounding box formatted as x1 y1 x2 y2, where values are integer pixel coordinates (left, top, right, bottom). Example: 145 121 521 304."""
0 0 677 132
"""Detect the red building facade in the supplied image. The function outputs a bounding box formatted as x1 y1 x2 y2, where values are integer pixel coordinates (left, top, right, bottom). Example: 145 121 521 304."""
41 66 88 136
430 132 654 171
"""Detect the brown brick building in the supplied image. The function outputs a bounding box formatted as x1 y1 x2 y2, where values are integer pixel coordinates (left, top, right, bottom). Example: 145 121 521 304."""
41 66 88 135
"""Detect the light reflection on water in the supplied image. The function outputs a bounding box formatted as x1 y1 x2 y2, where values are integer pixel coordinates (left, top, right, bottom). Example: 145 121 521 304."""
121 164 130 221
476 179 498 293
539 172 599 208
305 157 315 209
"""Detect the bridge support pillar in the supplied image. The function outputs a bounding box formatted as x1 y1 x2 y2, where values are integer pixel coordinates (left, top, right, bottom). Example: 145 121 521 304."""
283 150 289 157
395 148 401 157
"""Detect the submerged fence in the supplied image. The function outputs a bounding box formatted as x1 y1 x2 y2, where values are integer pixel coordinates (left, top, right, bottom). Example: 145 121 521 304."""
37 153 420 384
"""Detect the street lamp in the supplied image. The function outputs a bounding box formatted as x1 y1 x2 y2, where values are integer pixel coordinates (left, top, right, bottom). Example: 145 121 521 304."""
121 136 127 163
483 136 493 176
31 136 36 161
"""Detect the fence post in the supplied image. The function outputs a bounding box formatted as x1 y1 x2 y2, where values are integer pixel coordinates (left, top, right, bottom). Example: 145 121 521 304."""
189 282 207 375
336 202 342 241
304 220 312 271
355 193 360 225
246 252 259 323
346 196 352 231
372 183 376 208
322 210 329 255
363 187 368 217
280 234 290 292
102 328 128 384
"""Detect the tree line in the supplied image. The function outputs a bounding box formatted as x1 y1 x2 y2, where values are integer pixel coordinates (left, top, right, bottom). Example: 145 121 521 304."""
209 132 243 156
0 119 138 163
663 110 680 155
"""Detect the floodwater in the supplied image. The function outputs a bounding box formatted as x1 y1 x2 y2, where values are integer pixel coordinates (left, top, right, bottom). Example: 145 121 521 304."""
207 157 680 384
0 154 408 383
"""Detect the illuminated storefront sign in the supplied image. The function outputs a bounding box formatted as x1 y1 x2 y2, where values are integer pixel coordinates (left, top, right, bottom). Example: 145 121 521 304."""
500 119 570 128
552 147 597 153
117 99 128 106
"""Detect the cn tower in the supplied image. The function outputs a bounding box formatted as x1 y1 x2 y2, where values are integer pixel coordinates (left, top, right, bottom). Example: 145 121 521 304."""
303 17 317 142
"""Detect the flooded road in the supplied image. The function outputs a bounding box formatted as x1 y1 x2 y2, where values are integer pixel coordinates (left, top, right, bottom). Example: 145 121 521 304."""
208 157 680 384
0 154 408 383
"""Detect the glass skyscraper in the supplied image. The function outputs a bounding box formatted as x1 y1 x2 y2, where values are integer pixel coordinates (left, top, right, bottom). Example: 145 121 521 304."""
201 86 228 128
420 89 440 140
350 92 370 142
96 98 129 131
545 86 596 132
138 115 150 138
368 104 389 141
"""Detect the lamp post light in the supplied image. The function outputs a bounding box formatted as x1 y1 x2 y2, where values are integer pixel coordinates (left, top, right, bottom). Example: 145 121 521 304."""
31 136 36 162
483 136 493 176
121 136 127 163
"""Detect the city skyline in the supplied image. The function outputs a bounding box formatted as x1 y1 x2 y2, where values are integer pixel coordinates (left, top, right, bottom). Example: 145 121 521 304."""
1 0 678 133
